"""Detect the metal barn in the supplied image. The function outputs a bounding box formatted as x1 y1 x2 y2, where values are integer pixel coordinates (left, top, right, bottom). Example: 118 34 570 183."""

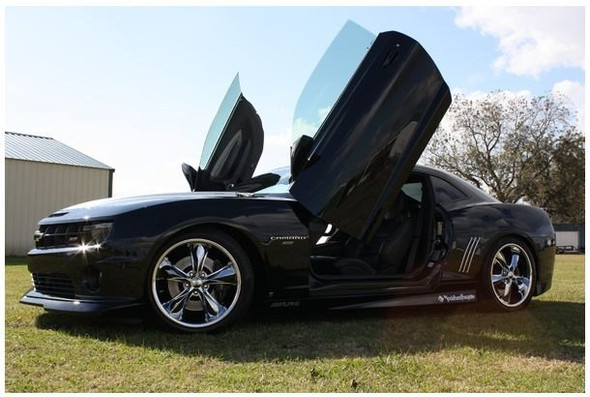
554 223 585 253
5 132 114 255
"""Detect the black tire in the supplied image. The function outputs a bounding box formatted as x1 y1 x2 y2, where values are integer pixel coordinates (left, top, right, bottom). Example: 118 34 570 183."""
147 228 254 332
481 237 536 312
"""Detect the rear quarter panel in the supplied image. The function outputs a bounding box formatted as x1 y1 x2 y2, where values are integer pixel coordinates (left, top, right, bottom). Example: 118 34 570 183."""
444 203 555 295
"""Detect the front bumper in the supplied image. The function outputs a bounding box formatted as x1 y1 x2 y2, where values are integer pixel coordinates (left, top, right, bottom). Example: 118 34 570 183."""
20 288 143 313
21 239 151 315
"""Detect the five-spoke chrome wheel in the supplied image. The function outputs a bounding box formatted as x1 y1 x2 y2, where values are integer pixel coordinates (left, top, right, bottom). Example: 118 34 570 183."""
486 239 535 310
148 231 253 332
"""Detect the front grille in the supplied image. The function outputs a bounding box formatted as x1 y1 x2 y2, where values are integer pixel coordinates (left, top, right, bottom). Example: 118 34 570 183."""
32 273 75 298
35 223 86 249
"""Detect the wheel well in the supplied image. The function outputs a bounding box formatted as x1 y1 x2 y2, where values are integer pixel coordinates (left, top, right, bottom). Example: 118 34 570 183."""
212 224 267 301
150 223 267 302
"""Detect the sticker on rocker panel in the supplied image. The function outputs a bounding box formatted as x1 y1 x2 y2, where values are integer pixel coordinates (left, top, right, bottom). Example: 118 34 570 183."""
437 293 476 303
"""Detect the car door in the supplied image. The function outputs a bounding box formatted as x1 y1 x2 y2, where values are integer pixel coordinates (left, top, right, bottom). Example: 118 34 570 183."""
290 29 451 242
191 74 264 191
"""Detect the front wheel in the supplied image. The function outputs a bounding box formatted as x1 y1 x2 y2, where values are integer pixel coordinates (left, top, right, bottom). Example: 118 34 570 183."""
147 229 254 332
483 238 536 311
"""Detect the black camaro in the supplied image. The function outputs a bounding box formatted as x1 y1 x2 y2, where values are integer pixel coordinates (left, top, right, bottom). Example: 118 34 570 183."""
21 22 556 332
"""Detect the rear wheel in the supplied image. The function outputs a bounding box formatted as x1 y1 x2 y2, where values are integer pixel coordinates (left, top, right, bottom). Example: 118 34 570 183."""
483 238 536 311
147 229 254 332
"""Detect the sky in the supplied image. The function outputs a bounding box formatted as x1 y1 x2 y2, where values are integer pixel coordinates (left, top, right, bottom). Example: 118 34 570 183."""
5 6 586 198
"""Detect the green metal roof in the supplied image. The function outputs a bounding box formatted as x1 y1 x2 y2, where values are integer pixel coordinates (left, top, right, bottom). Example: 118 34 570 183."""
5 131 114 170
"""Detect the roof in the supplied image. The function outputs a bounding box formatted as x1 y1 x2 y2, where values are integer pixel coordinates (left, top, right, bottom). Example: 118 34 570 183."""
5 131 114 170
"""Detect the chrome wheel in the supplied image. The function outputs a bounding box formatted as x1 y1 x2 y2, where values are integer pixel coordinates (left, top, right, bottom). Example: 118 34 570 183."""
489 242 533 308
151 237 242 330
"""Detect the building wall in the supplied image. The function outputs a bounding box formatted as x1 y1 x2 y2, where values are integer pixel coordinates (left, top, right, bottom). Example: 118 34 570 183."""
553 223 585 251
5 159 112 255
556 231 579 247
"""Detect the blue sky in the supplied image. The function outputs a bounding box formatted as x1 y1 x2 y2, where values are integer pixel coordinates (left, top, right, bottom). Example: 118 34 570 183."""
5 6 585 198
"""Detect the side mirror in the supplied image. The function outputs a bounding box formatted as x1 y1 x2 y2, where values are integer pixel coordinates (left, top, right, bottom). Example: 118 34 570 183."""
181 163 199 192
290 135 314 181
229 172 280 193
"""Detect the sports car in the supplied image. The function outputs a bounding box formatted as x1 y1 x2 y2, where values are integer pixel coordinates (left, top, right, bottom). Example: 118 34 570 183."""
21 22 556 333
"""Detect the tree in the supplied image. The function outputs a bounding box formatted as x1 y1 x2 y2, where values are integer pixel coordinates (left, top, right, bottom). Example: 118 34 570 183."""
531 131 585 223
424 91 584 223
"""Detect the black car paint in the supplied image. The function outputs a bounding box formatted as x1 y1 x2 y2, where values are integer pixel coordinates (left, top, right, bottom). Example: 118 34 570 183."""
291 30 451 242
415 166 555 295
444 203 555 293
25 193 312 310
196 96 264 191
20 24 555 320
22 166 555 314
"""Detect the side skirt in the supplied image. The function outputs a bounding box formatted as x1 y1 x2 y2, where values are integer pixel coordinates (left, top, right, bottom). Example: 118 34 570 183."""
330 289 478 310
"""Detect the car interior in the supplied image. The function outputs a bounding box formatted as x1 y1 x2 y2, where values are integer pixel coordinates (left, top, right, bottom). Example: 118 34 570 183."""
283 133 445 280
309 173 446 280
181 100 449 281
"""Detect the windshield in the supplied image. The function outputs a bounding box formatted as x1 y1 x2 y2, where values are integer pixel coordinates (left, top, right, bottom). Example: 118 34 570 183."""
291 21 375 144
199 74 242 169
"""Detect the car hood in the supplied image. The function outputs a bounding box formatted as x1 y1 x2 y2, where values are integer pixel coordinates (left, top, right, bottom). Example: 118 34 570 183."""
40 192 290 223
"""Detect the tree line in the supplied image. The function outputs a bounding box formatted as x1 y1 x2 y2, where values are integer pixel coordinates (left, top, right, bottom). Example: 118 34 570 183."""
425 91 584 224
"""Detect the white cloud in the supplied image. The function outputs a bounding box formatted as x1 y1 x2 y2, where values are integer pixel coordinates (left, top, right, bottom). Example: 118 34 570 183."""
455 7 584 77
552 80 585 131
451 87 533 100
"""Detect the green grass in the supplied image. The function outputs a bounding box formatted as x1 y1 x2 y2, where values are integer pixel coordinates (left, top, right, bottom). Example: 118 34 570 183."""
5 255 584 392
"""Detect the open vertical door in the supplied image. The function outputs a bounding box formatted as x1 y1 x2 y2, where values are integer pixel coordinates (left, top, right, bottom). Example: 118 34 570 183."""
290 26 451 241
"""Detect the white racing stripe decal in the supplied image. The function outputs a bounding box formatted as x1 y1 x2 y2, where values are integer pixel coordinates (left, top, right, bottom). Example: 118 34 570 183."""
459 237 480 273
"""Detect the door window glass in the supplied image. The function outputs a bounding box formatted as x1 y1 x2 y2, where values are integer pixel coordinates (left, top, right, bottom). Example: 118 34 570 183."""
431 176 467 203
199 74 242 169
401 182 423 202
291 21 375 143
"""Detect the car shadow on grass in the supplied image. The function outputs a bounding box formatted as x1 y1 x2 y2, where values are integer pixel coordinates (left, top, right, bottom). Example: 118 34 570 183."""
34 299 584 364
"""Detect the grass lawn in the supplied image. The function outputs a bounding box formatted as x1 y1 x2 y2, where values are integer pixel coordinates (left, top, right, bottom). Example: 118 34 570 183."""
5 255 584 392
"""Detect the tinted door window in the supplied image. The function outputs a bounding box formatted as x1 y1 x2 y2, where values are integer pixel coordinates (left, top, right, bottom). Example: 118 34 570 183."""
200 75 242 169
401 182 423 202
431 176 467 203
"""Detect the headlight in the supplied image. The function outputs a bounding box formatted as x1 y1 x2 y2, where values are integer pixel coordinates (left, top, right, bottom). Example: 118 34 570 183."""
82 222 113 244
